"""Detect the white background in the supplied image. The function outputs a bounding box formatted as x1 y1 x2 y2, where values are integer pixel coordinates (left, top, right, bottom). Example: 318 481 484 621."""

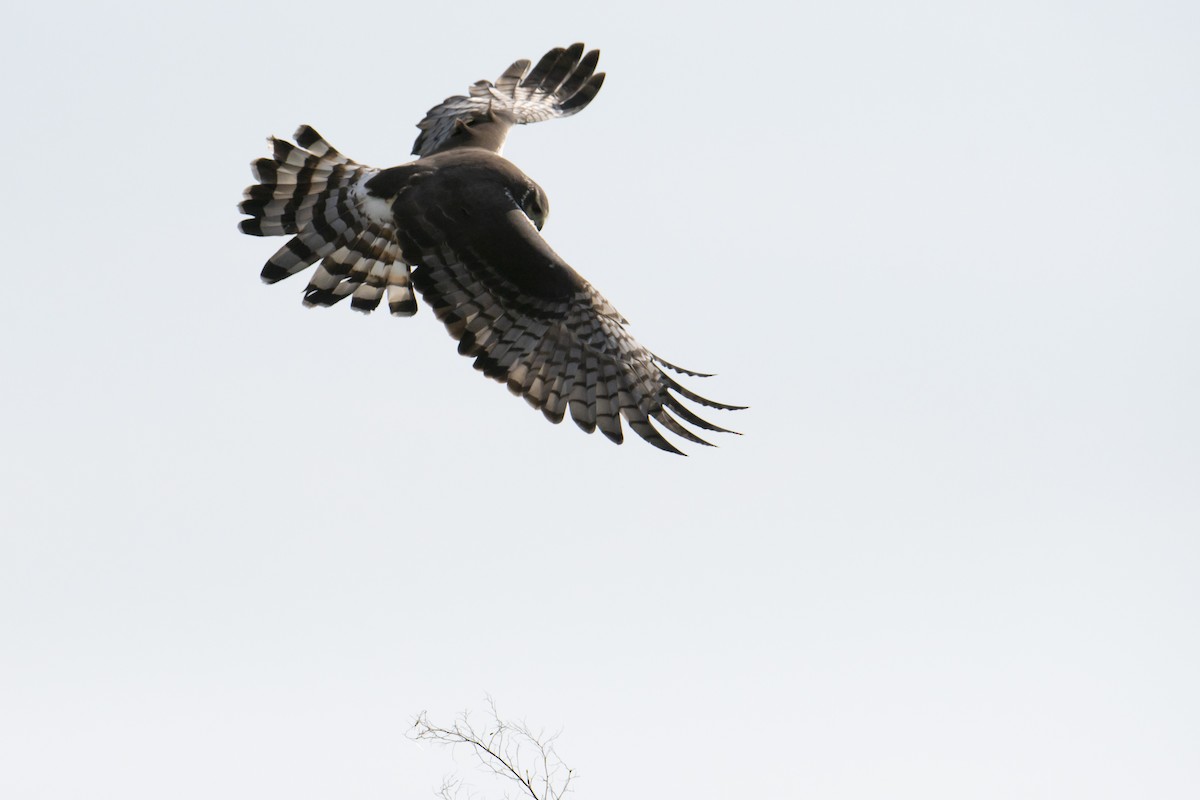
2 1 1197 798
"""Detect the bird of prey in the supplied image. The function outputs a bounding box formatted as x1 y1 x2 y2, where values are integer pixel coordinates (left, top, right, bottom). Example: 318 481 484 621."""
238 43 742 454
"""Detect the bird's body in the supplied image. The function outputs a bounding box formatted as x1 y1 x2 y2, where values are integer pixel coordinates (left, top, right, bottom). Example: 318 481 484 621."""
239 44 742 453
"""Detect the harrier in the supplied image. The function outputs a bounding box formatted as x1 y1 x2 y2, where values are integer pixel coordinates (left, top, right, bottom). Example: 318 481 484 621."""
238 44 742 454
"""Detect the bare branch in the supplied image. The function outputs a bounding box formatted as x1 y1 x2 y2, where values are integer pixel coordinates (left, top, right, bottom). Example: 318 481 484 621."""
411 701 575 800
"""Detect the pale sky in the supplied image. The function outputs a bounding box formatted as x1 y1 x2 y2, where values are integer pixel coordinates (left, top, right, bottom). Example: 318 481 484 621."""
2 1 1198 798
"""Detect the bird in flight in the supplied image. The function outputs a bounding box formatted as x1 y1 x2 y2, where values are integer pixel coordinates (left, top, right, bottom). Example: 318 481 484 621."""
238 44 742 454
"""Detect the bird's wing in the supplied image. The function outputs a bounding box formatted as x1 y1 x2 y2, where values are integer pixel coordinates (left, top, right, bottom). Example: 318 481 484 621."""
412 43 605 158
389 170 742 454
238 126 419 316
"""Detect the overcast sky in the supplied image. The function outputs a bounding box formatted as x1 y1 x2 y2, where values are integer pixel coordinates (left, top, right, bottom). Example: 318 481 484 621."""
2 1 1198 798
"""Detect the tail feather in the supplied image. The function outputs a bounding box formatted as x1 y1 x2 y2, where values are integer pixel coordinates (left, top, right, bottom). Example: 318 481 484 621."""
260 230 336 283
270 137 345 172
240 126 417 316
294 125 350 162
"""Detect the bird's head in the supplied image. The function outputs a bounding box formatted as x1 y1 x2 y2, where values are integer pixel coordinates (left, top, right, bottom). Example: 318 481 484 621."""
518 181 550 231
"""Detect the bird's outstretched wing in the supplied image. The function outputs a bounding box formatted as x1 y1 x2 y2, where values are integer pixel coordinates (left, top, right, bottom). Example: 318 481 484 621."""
238 126 418 315
384 158 743 454
412 43 605 158
413 254 744 454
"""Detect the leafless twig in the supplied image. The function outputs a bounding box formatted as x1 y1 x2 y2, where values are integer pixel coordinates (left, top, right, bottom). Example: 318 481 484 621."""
411 699 574 800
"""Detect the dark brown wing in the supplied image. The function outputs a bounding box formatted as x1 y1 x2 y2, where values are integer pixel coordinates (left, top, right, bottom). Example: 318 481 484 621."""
387 161 742 454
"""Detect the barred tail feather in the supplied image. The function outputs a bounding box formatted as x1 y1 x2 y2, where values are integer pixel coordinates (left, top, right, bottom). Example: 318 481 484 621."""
240 126 416 316
260 232 335 283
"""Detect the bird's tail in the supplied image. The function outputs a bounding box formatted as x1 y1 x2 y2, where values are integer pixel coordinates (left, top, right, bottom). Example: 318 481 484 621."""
238 126 417 316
